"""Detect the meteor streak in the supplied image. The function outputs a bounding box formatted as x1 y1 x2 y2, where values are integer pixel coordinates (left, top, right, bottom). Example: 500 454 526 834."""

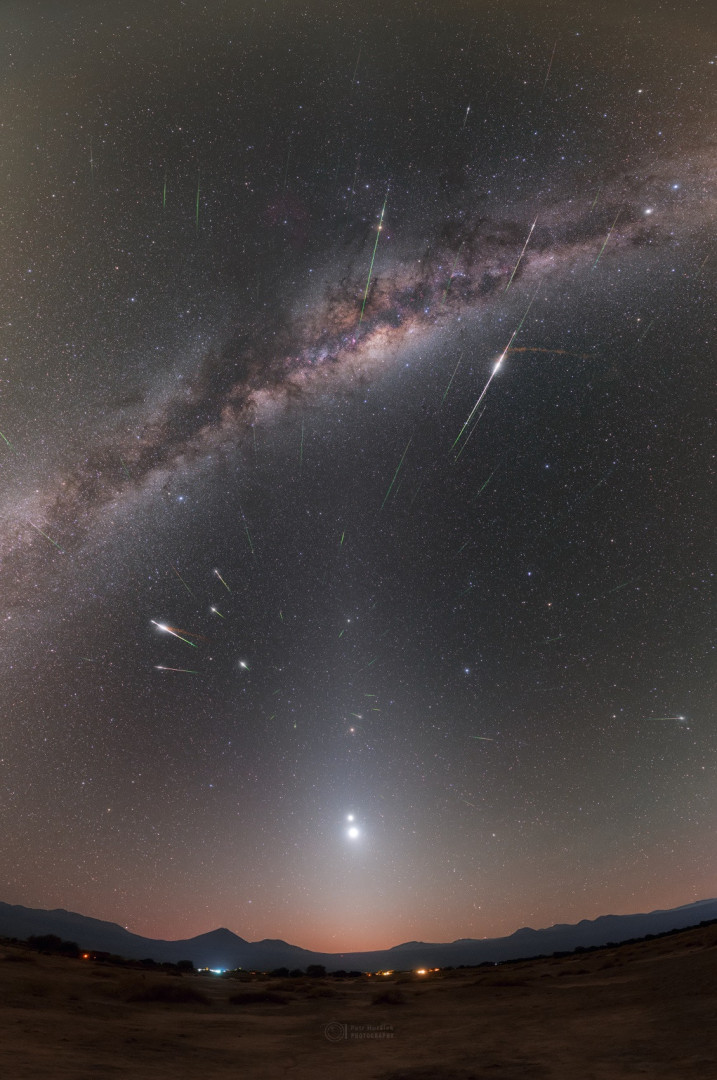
505 215 538 290
642 716 686 722
214 569 231 592
358 194 388 327
155 666 199 674
171 564 196 599
151 621 197 647
26 520 63 551
440 355 462 405
592 208 621 269
380 435 413 509
451 284 540 451
210 606 225 618
540 41 557 96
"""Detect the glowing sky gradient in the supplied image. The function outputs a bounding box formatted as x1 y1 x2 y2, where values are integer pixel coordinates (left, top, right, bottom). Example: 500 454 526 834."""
0 0 714 951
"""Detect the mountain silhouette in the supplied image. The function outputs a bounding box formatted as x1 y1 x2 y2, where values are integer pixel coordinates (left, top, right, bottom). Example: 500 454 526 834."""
2 898 716 971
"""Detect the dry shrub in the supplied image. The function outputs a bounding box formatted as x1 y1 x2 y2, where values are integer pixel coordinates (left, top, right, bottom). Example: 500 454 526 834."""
305 985 339 998
126 981 210 1005
14 978 54 998
370 986 405 1005
3 951 36 963
228 989 289 1005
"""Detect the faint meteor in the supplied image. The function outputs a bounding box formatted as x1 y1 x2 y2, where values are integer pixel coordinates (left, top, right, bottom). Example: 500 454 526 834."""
540 41 557 97
462 105 471 129
505 215 538 290
26 520 63 552
351 45 362 86
214 569 231 592
440 355 462 405
380 435 413 509
359 193 388 327
151 621 197 647
592 208 621 269
642 716 686 722
155 666 199 674
475 467 497 498
0 428 15 451
470 735 495 741
171 564 196 599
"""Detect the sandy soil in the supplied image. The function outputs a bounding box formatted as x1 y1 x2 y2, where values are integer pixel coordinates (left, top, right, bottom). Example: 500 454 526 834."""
2 921 716 1079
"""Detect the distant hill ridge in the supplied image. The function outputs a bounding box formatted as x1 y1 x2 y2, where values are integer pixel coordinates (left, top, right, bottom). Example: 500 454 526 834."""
1 898 716 972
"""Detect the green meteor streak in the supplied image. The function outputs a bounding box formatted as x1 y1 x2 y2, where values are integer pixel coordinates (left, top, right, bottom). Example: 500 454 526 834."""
155 666 199 674
476 468 496 497
380 435 413 509
210 606 225 618
0 428 15 451
592 208 621 269
469 735 495 741
440 355 462 406
171 565 196 599
245 525 255 554
26 520 63 551
358 194 388 327
339 531 345 547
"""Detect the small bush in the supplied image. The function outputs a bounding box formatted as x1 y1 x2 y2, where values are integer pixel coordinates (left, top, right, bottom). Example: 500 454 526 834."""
127 982 210 1005
3 951 35 963
229 990 289 1005
371 987 405 1005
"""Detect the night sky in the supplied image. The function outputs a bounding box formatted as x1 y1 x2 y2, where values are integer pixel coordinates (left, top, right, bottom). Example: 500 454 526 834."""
1 0 715 953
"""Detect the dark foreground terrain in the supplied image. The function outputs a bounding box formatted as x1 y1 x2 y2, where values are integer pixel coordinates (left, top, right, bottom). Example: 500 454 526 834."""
2 921 716 1079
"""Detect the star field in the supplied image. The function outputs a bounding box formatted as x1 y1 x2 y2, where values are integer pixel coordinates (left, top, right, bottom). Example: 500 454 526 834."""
0 0 714 952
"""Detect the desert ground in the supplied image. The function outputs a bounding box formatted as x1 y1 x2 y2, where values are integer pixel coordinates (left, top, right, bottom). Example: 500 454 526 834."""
2 922 716 1080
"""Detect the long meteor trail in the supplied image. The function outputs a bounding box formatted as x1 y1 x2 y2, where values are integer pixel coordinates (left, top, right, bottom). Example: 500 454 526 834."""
450 283 541 451
358 194 388 327
505 215 538 290
380 436 413 509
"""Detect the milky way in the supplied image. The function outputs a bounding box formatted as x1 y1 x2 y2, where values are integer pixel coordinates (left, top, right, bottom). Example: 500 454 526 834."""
1 0 715 952
3 145 711 584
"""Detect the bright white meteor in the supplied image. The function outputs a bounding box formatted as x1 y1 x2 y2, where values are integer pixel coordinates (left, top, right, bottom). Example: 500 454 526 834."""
450 282 541 452
151 620 197 647
505 215 538 291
